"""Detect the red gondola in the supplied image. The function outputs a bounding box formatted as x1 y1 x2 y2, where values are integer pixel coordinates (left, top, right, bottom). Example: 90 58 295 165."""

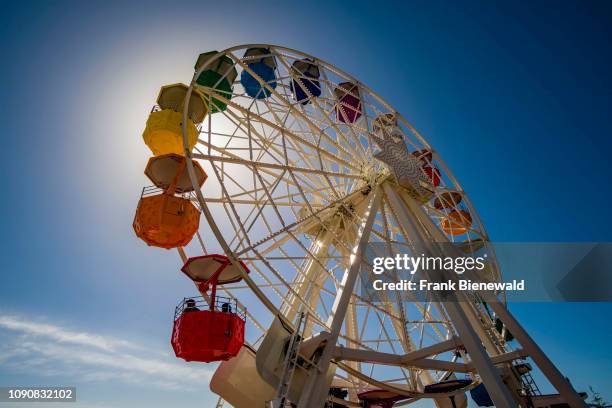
171 254 249 363
421 165 441 187
171 296 245 362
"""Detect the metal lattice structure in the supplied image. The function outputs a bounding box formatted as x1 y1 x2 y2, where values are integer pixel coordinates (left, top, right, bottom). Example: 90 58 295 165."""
157 44 587 408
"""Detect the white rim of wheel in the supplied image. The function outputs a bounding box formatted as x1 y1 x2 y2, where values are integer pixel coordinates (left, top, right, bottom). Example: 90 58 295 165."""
178 44 506 400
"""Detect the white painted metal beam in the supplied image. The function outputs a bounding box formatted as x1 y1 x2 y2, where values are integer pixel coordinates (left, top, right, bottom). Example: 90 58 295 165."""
486 300 587 408
382 182 517 408
298 189 382 408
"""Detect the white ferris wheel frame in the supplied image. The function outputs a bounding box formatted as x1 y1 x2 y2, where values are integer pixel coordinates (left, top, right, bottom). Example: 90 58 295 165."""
172 44 586 408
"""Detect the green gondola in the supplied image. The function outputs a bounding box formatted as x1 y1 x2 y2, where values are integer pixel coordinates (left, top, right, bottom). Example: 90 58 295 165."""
195 51 238 113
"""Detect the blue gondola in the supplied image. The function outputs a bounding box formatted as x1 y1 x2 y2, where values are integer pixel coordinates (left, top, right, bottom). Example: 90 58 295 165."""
470 384 494 407
291 58 321 105
240 48 277 99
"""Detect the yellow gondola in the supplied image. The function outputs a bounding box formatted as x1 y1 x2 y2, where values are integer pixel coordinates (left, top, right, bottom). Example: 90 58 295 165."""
142 109 199 156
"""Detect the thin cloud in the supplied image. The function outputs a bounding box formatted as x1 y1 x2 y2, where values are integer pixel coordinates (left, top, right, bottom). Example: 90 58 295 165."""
0 314 214 392
0 315 135 352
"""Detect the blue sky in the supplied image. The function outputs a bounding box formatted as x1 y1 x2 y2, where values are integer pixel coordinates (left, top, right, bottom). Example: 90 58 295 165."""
0 1 611 407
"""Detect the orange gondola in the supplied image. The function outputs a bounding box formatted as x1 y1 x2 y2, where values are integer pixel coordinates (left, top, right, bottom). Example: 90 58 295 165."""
133 190 200 249
440 209 472 236
134 152 205 249
144 154 207 194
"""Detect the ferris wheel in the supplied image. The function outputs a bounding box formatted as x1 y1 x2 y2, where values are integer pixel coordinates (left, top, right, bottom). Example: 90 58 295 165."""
133 45 587 408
